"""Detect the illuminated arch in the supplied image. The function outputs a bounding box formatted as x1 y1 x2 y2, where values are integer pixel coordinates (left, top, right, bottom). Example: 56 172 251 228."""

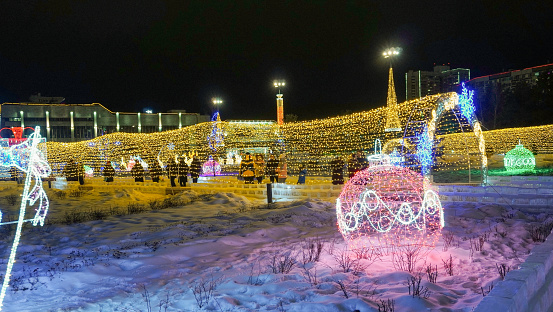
401 86 487 183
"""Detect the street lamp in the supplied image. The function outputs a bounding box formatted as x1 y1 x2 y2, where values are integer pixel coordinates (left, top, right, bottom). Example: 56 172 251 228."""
210 98 223 176
382 47 401 60
211 98 223 121
273 80 286 125
273 80 286 93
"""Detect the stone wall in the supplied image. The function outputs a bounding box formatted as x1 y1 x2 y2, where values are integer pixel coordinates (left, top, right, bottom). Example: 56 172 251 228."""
474 230 553 312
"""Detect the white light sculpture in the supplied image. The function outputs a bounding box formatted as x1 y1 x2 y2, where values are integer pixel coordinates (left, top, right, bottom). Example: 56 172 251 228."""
367 138 391 167
0 127 51 310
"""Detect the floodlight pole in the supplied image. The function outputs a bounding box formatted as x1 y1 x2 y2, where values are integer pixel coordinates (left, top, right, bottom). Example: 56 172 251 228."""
274 80 286 125
383 47 402 133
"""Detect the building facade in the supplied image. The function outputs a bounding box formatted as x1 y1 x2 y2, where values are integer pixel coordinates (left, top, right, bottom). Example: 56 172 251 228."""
405 65 471 100
0 103 210 142
466 63 553 102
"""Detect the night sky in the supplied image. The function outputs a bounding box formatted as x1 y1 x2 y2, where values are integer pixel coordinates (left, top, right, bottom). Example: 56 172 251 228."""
0 1 552 120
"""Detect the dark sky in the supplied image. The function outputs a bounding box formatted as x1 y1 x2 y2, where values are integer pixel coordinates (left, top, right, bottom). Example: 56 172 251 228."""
0 1 552 120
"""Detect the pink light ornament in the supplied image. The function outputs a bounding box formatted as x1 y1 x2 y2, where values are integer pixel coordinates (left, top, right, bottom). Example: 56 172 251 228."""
336 164 443 253
202 156 221 176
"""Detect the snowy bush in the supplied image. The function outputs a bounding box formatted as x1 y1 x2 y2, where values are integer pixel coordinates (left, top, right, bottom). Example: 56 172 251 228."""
127 203 148 214
300 263 318 286
333 245 366 273
468 233 488 257
4 194 18 206
190 273 223 309
377 298 395 312
391 244 427 273
425 264 438 283
53 190 67 199
352 246 382 261
299 237 325 264
266 213 292 224
247 259 269 286
61 210 88 224
268 248 298 274
495 263 510 280
442 231 455 251
442 255 454 276
529 221 553 242
68 189 85 197
405 274 431 299
148 199 168 210
479 283 494 297
88 207 108 220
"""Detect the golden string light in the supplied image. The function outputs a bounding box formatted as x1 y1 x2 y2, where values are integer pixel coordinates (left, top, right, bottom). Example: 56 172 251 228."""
44 93 553 178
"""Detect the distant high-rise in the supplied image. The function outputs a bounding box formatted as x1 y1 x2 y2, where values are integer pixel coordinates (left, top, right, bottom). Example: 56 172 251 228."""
405 65 470 100
466 63 553 102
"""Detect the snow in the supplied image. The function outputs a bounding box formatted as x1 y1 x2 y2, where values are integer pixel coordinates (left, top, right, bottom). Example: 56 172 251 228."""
0 182 547 311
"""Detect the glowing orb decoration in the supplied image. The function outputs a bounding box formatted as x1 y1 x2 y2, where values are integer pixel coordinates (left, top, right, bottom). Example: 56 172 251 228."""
202 156 221 175
504 142 535 171
336 164 443 253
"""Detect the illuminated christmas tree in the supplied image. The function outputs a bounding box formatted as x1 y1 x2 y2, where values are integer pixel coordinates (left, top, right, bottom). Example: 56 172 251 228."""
384 67 402 132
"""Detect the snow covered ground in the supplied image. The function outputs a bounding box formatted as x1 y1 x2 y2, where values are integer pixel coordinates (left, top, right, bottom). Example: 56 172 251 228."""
0 183 549 312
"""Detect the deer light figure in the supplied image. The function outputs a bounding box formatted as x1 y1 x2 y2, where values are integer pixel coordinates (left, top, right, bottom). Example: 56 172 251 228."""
0 127 51 310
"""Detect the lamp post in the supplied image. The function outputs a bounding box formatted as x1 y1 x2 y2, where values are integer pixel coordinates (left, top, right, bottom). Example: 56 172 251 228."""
212 98 223 121
383 47 402 133
382 47 401 63
210 98 223 176
273 80 286 125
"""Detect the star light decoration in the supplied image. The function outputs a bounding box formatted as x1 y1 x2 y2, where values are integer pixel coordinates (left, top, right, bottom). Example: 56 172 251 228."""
208 111 225 151
336 164 443 254
458 83 475 125
504 141 536 171
416 125 434 176
0 127 51 310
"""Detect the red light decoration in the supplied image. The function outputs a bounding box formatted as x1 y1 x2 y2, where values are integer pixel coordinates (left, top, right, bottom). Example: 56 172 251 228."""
0 127 35 145
336 165 443 253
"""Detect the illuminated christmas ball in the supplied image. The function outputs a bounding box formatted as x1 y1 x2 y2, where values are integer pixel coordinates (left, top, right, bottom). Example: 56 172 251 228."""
202 158 221 175
336 165 443 253
504 143 535 171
